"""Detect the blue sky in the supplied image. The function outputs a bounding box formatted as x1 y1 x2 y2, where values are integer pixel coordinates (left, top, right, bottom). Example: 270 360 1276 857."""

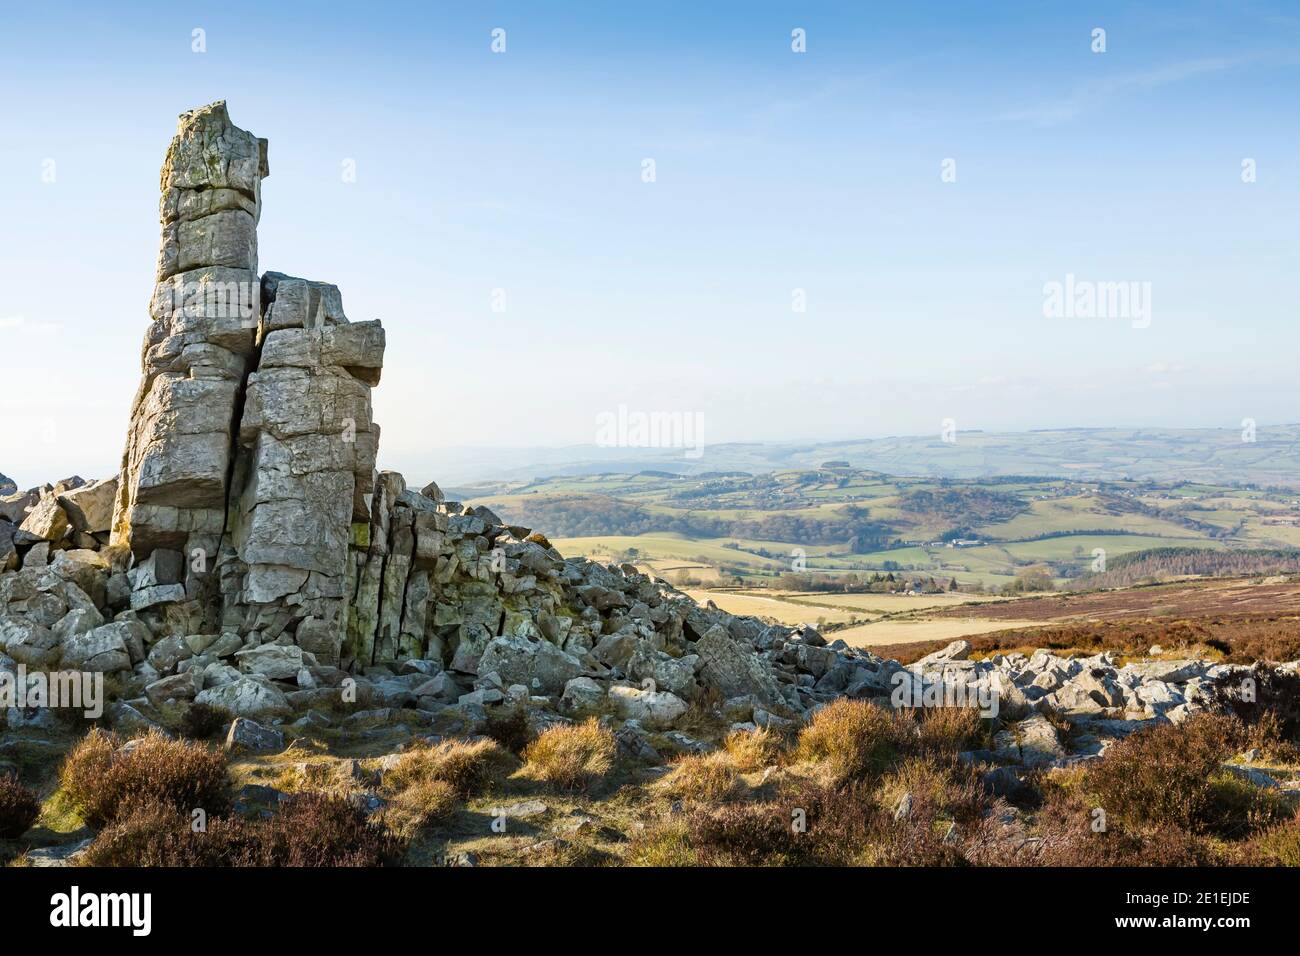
2 1 1298 487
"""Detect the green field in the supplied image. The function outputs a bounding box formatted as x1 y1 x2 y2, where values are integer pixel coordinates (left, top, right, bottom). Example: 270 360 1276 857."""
467 467 1300 592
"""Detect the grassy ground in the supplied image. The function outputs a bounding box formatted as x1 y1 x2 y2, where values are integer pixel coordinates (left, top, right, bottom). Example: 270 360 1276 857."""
10 698 1297 868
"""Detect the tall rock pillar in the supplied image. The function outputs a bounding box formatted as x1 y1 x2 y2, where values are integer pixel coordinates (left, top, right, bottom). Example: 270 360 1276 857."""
111 101 267 561
112 101 385 663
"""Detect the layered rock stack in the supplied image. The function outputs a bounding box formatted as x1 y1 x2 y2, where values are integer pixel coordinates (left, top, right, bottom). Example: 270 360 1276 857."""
112 101 267 563
110 101 385 659
216 273 384 662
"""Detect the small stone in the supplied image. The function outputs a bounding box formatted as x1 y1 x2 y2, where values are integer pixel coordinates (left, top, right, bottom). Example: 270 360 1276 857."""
894 792 913 821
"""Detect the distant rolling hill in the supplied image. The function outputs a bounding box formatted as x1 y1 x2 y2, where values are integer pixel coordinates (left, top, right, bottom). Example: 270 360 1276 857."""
420 424 1300 490
463 468 1300 589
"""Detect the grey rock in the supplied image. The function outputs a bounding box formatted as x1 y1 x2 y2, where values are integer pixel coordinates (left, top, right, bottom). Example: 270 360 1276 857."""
234 643 305 680
1011 714 1066 768
981 766 1027 799
130 584 187 610
1221 764 1279 789
24 838 94 867
145 671 199 704
60 623 133 672
57 477 118 535
147 635 195 674
608 685 687 728
694 625 784 710
560 676 607 713
477 633 582 695
195 676 291 719
914 640 972 669
225 717 285 754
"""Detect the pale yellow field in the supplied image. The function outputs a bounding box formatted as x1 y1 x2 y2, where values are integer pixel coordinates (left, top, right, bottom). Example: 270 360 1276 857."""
683 590 865 626
833 617 1048 648
676 588 1022 631
768 591 1005 614
638 560 729 585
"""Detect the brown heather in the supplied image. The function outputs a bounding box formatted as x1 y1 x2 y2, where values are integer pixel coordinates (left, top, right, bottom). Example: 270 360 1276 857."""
81 793 397 867
60 729 230 828
0 775 41 839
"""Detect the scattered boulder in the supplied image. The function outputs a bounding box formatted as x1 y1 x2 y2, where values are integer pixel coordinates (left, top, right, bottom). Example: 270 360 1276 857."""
914 640 971 669
694 625 785 710
195 676 291 719
477 634 582 695
608 685 687 728
18 494 69 542
145 672 199 705
1010 715 1066 768
60 622 134 672
225 717 286 754
147 635 195 674
57 477 118 538
235 643 306 680
560 676 607 713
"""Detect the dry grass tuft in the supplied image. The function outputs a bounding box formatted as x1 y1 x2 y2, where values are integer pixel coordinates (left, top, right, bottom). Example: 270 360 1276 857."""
876 756 986 827
723 727 785 772
381 780 459 840
377 737 511 840
912 706 989 753
384 737 508 798
796 699 911 786
522 718 616 791
626 818 700 866
520 837 611 867
660 751 743 803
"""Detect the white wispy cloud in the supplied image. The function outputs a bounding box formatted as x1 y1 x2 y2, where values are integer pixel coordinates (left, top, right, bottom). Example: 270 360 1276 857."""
990 53 1278 126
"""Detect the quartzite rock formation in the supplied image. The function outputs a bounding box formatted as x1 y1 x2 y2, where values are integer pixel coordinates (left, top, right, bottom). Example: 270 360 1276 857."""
0 103 1285 781
110 101 384 662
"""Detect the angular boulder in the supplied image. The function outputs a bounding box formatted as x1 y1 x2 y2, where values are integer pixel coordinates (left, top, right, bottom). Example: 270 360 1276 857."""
694 625 784 710
195 676 291 719
608 684 688 728
477 633 582 695
225 716 285 754
60 623 134 672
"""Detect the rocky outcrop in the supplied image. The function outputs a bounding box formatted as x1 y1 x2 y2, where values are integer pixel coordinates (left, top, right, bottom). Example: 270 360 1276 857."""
2 101 1286 762
94 101 386 657
2 476 106 558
